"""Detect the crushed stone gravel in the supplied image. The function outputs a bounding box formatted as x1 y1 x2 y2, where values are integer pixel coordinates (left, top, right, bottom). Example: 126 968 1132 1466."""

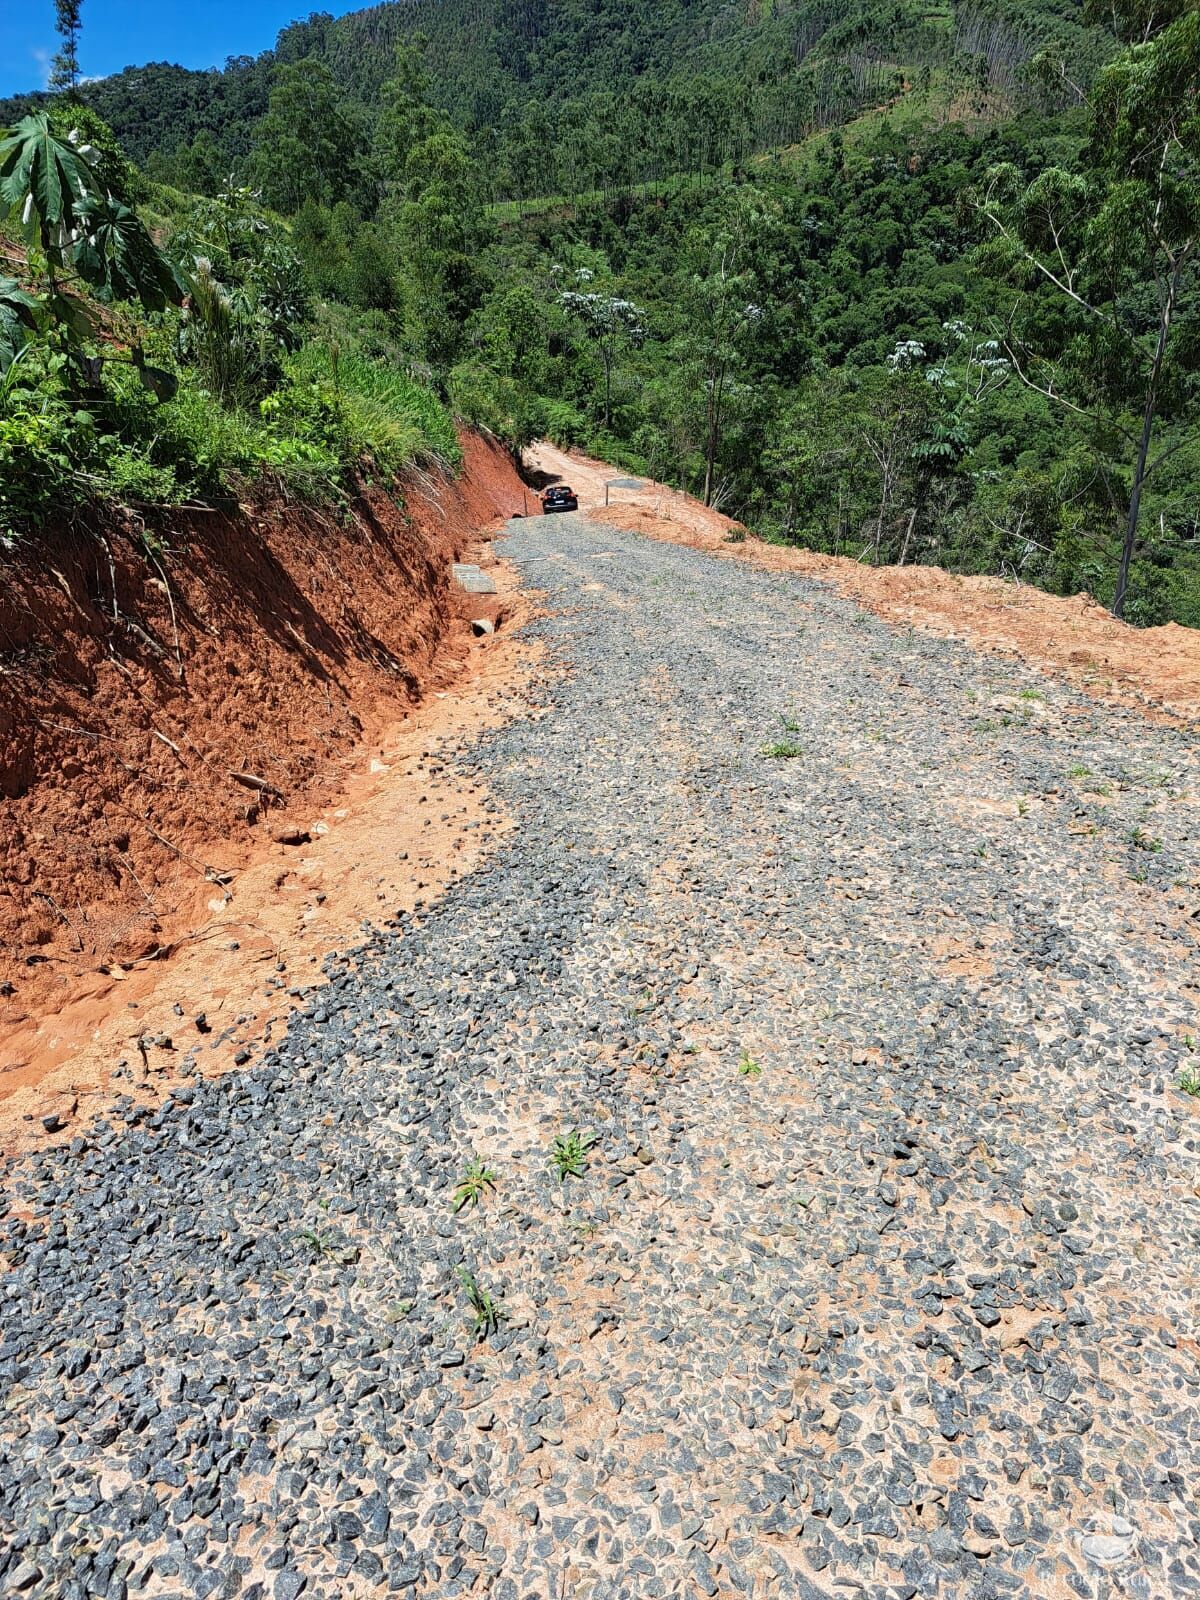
2 513 1199 1600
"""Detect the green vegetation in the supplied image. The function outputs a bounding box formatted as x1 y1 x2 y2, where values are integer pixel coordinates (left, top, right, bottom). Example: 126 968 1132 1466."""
550 1128 596 1182
1176 1066 1200 1097
738 1049 763 1079
1 0 1197 624
761 740 804 759
1127 827 1163 853
456 1265 504 1340
451 1156 498 1213
0 95 460 542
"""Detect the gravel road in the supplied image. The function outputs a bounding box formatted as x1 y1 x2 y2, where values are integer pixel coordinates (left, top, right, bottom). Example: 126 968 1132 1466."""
3 512 1199 1600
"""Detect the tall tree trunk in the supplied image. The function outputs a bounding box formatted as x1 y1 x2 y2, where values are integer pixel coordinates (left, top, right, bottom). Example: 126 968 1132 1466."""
1113 261 1179 620
898 506 918 567
703 362 725 507
873 464 892 563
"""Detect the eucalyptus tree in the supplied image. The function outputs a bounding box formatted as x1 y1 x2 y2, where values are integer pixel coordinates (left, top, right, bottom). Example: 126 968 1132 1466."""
558 273 646 430
251 60 360 215
975 0 1199 616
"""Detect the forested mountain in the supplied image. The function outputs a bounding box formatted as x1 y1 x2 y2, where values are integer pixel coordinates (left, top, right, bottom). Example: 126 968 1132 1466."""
3 0 1115 197
2 0 1197 623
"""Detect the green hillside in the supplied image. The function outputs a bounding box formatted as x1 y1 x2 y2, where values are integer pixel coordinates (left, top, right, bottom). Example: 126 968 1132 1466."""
2 0 1197 624
3 0 1116 199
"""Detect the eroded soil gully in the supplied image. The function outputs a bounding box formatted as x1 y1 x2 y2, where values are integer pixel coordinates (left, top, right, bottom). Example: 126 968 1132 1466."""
0 602 544 1161
0 559 542 1155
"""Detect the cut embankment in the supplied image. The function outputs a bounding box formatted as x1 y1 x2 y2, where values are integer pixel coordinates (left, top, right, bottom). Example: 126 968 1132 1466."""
0 432 526 1057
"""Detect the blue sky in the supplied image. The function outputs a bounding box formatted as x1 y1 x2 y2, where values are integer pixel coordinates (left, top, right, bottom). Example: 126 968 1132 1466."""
0 2 362 98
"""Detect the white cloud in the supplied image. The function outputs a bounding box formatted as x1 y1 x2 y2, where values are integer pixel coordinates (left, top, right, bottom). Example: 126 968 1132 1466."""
31 48 53 88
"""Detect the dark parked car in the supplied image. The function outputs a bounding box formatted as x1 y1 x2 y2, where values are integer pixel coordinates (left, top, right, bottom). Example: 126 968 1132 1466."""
540 485 579 513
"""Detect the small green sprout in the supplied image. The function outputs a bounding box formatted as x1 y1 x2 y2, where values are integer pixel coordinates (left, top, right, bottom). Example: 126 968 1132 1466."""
551 1128 597 1181
457 1266 504 1339
451 1156 497 1213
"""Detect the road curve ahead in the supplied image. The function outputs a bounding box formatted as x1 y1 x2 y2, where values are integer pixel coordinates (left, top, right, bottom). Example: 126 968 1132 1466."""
3 512 1199 1600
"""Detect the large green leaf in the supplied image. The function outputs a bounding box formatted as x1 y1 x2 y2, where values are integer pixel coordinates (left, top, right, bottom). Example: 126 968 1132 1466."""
0 276 40 376
73 194 189 311
0 114 97 259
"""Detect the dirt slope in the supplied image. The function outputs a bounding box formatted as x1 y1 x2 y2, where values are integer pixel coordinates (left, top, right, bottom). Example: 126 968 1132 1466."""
526 440 1200 725
0 433 526 1037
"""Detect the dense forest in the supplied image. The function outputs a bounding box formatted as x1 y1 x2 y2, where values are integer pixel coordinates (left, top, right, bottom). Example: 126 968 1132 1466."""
2 0 1197 622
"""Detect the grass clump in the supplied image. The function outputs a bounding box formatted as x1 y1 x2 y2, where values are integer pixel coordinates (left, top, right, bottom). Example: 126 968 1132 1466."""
451 1156 497 1213
761 739 804 759
1127 827 1163 853
457 1266 504 1340
551 1128 596 1182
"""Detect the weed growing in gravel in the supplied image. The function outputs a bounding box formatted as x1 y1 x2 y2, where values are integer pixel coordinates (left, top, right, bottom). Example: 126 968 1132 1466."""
1127 827 1163 853
551 1128 596 1181
451 1156 497 1213
1067 764 1091 779
456 1266 504 1339
294 1228 334 1259
738 1049 763 1078
1017 798 1029 817
779 714 802 732
1176 1067 1200 1097
1183 1034 1196 1052
761 739 803 759
1018 687 1044 701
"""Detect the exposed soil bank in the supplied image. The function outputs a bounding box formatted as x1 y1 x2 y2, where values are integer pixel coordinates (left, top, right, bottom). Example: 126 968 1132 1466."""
527 441 1200 726
0 433 528 1130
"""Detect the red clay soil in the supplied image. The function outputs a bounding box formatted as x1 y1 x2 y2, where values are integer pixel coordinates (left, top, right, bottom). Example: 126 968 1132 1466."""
0 432 527 1031
525 441 1200 726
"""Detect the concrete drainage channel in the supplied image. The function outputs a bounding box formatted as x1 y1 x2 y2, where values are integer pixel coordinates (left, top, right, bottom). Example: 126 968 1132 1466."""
451 562 498 596
452 561 498 635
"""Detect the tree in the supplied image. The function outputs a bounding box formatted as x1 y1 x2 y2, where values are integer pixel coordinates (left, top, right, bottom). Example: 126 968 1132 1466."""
559 275 646 430
975 0 1200 617
856 367 935 563
49 0 83 98
375 40 485 363
373 39 442 185
675 196 769 504
251 60 359 215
